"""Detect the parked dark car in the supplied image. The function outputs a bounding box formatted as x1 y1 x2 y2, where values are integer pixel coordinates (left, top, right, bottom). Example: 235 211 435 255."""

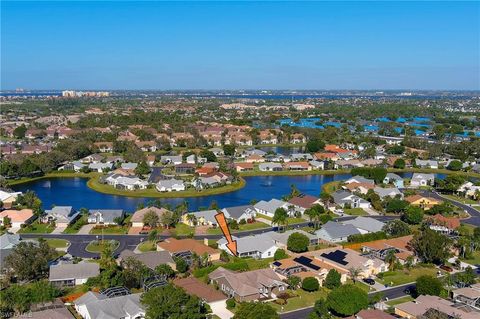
404 285 416 295
440 265 453 272
363 278 375 285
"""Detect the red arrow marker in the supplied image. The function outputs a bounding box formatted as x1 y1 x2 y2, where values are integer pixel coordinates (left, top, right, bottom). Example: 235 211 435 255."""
214 211 237 256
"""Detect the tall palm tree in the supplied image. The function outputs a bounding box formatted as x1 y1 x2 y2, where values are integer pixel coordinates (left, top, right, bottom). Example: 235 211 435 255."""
186 214 197 226
348 267 361 284
272 208 288 232
385 250 397 270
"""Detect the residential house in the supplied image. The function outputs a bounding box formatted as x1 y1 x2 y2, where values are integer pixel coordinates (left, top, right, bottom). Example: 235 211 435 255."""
288 194 322 213
343 182 375 195
193 176 219 189
315 221 361 243
146 154 156 166
345 176 375 185
160 155 182 165
93 142 113 153
334 159 364 169
235 162 254 172
182 209 218 227
457 182 480 198
0 190 22 208
410 173 435 187
0 209 35 229
332 190 371 209
118 250 176 271
360 235 417 265
313 248 387 278
284 161 311 171
245 154 265 163
209 147 224 156
221 205 256 222
258 163 283 172
121 162 138 171
290 133 306 144
405 194 442 210
254 199 289 218
175 163 196 174
383 173 404 188
218 233 277 259
105 174 149 190
208 267 287 302
157 238 221 262
452 283 480 310
87 209 124 225
415 159 439 169
266 230 319 249
88 162 113 172
42 206 79 227
49 263 100 287
74 292 145 319
81 154 104 164
156 179 186 192
290 153 313 161
314 152 339 161
309 160 325 170
374 187 403 200
341 216 385 234
427 214 461 235
0 233 20 269
135 141 157 152
394 295 478 319
173 277 226 303
345 309 396 319
130 206 170 228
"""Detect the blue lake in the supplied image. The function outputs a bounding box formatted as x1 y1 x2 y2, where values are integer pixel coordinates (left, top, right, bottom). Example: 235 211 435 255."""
10 172 439 213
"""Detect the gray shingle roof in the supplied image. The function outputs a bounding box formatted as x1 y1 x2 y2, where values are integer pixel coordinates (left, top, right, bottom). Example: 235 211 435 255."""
222 205 255 220
49 263 99 281
254 199 287 215
119 250 174 270
88 209 124 224
218 233 275 255
75 293 144 319
188 209 218 224
342 216 385 233
316 221 360 239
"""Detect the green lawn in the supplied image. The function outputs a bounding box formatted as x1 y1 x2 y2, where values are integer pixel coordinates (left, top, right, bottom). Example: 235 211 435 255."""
344 208 367 216
90 225 128 235
85 240 119 253
385 295 414 307
63 215 88 234
460 251 480 266
44 238 69 248
207 221 269 235
269 288 329 313
345 280 372 293
286 217 308 224
18 220 54 234
137 241 157 252
376 266 441 286
322 181 341 194
256 213 273 221
442 194 478 205
170 223 195 236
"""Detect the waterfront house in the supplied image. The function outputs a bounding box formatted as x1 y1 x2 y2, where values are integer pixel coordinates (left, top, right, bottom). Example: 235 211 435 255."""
87 209 124 225
0 209 35 229
221 205 256 222
283 161 311 171
343 182 375 195
42 206 79 227
410 173 435 187
309 160 325 170
105 174 149 190
415 159 439 169
288 194 322 213
218 233 277 259
383 173 404 188
258 162 283 172
49 263 99 287
332 190 371 209
254 199 289 218
156 179 186 192
315 221 360 243
345 175 375 185
0 190 22 209
208 267 287 302
182 209 218 227
74 292 145 319
88 162 113 172
130 206 171 228
290 133 306 144
234 162 254 172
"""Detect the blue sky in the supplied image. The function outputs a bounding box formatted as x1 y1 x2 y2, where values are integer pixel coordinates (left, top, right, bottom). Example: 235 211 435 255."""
1 1 479 90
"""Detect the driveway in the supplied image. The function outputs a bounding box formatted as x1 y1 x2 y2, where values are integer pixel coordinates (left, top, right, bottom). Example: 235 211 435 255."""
51 225 67 234
209 300 233 319
363 207 380 216
77 224 95 235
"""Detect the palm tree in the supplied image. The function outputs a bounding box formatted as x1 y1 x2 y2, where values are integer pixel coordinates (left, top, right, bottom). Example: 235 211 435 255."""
185 214 197 226
348 267 361 284
272 208 288 232
385 250 397 270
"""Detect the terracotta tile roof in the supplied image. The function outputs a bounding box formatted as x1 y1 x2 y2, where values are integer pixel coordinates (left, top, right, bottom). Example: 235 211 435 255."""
173 277 226 302
157 238 218 256
0 209 34 223
288 195 320 209
130 207 170 223
344 182 375 191
235 162 254 169
429 214 461 230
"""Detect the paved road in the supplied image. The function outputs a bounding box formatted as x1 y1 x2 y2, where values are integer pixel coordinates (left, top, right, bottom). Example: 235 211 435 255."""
19 215 397 257
280 282 415 319
419 190 480 226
